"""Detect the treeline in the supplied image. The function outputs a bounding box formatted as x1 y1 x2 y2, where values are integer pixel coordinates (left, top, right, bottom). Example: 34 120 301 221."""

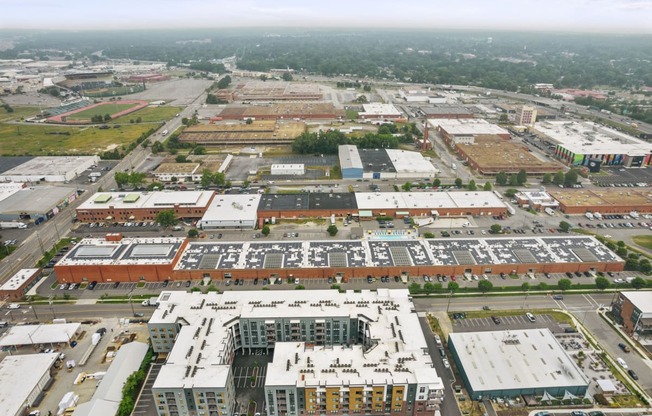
291 129 415 155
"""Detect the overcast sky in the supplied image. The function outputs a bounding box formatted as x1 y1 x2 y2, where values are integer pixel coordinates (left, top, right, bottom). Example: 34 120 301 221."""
2 0 651 33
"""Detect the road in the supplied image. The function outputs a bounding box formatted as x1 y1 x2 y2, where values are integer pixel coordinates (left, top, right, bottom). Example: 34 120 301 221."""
3 302 153 322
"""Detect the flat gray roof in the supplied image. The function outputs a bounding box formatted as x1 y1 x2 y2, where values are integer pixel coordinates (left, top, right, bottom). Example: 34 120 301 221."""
0 353 59 416
0 185 77 215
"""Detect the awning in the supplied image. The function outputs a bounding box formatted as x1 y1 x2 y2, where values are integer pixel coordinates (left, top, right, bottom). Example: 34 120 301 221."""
105 216 113 220
396 211 409 215
129 215 135 220
358 210 373 217
431 210 440 216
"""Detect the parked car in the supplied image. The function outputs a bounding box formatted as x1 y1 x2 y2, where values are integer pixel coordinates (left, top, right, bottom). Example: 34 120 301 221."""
88 281 97 290
618 342 630 353
442 358 450 369
185 280 192 287
552 295 564 300
628 369 639 380
526 312 536 322
491 316 501 325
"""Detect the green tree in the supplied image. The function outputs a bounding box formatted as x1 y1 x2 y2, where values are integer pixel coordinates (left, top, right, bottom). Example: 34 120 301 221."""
193 146 206 155
104 114 112 122
542 173 552 184
212 172 226 186
447 281 459 292
559 221 571 233
521 282 530 291
496 172 508 186
114 172 130 188
281 72 293 81
454 178 463 187
558 278 572 291
489 224 502 234
216 75 232 89
245 118 254 125
564 169 579 187
483 182 492 191
200 169 214 188
423 232 435 238
504 188 518 197
175 155 188 163
639 259 652 274
402 182 412 191
509 174 519 186
423 282 435 294
631 277 646 289
433 178 441 187
187 229 199 238
326 225 338 236
498 113 509 123
537 282 548 291
595 276 610 290
478 280 493 293
151 141 164 154
261 225 271 236
127 172 146 188
516 169 527 186
156 210 178 228
467 179 477 191
552 170 565 185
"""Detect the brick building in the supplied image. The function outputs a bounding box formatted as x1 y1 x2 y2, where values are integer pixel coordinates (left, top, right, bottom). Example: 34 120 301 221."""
611 291 652 338
0 269 40 301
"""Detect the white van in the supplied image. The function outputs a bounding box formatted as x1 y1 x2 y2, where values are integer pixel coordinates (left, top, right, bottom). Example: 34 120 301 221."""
7 303 20 310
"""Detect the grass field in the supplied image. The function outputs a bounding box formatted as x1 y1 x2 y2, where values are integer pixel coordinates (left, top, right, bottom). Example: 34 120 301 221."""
0 123 156 155
111 106 182 123
66 103 139 121
632 235 652 250
0 106 40 122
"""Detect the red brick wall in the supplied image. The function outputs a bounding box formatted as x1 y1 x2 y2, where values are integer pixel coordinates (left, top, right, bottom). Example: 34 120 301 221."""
557 202 652 215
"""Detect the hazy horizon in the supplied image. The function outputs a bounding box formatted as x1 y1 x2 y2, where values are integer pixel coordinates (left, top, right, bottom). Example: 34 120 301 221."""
2 0 652 34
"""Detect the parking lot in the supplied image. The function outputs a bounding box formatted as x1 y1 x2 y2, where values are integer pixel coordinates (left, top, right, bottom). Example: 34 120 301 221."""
593 166 652 187
452 312 564 333
232 349 273 416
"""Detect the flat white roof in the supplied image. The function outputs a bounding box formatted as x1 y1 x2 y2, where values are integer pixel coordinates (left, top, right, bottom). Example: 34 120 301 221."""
0 353 59 415
534 121 652 156
0 156 98 176
57 236 185 266
429 118 509 136
0 323 81 347
449 329 589 393
385 149 437 174
0 183 24 204
355 191 506 210
621 291 652 315
151 289 442 390
339 145 363 170
199 194 261 223
0 268 39 291
271 164 304 169
77 191 214 211
361 103 402 116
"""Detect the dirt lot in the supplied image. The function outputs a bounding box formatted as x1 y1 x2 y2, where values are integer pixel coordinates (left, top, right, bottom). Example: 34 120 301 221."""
129 78 213 105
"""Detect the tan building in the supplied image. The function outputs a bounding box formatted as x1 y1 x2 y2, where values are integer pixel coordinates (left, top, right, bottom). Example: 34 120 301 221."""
548 189 652 215
153 163 200 183
516 105 537 126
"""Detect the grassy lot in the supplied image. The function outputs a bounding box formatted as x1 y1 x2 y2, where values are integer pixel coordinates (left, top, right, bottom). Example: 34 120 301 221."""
0 123 155 156
345 109 359 119
632 235 652 250
0 106 41 122
112 106 182 123
66 103 139 120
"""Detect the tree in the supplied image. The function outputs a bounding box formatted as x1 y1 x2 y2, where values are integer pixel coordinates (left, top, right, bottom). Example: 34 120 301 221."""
559 221 571 233
423 232 435 238
552 170 565 185
537 282 548 291
489 224 502 234
423 282 435 294
114 172 130 188
478 280 493 293
467 180 477 191
181 117 190 126
151 141 164 154
558 278 572 291
212 171 226 186
193 146 206 155
175 155 188 163
630 277 646 289
639 259 652 274
504 188 518 197
447 281 459 292
261 225 271 236
483 181 492 191
245 118 254 125
521 282 530 291
281 72 293 81
564 169 579 187
509 174 519 186
516 169 527 186
595 276 610 290
187 229 199 238
128 172 146 188
156 210 178 228
454 178 463 187
104 114 112 122
216 75 232 89
432 178 441 187
402 182 412 191
542 173 552 184
326 225 338 236
498 113 509 123
200 169 213 188
496 172 508 186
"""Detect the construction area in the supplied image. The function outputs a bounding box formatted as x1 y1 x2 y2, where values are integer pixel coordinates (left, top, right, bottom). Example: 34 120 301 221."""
218 103 345 120
454 136 560 175
179 120 306 145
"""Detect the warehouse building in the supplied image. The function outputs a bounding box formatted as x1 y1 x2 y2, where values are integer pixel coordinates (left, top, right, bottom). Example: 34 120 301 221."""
431 119 511 142
270 164 305 176
534 121 652 167
0 353 60 416
198 194 261 230
359 103 403 120
149 289 444 416
448 329 589 400
548 188 652 215
0 185 79 223
257 192 358 221
219 103 343 120
0 268 41 301
339 145 364 179
338 146 438 180
0 156 100 182
418 105 475 120
611 291 652 338
152 162 200 183
179 121 305 145
75 190 215 223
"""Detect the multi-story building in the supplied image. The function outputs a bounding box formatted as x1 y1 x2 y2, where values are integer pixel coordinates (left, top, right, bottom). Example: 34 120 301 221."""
149 289 444 416
611 291 652 338
515 105 537 127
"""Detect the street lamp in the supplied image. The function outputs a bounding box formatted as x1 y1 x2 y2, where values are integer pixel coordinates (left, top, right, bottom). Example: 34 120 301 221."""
128 289 136 317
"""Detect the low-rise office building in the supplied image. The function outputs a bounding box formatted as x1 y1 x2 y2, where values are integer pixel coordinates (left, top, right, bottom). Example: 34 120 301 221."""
149 289 444 416
153 163 201 183
0 268 40 301
514 190 559 212
611 291 652 338
431 119 511 142
359 103 403 120
75 191 215 223
449 329 589 400
270 164 305 176
198 194 260 230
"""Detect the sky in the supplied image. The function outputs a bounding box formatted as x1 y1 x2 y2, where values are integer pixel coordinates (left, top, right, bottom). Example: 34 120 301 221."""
2 0 652 33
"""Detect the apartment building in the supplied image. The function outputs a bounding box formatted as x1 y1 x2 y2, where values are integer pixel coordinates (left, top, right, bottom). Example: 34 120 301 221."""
148 289 444 416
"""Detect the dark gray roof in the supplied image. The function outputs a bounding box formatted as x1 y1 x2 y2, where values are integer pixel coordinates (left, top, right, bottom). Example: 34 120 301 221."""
258 193 358 211
358 149 395 173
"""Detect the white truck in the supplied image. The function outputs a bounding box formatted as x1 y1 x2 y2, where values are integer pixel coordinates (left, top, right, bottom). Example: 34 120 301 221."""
593 212 602 220
585 212 594 220
544 207 555 216
141 297 159 307
630 211 640 219
0 221 27 229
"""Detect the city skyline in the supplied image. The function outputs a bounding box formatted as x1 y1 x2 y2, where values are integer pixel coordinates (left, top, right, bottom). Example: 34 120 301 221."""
2 0 652 33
